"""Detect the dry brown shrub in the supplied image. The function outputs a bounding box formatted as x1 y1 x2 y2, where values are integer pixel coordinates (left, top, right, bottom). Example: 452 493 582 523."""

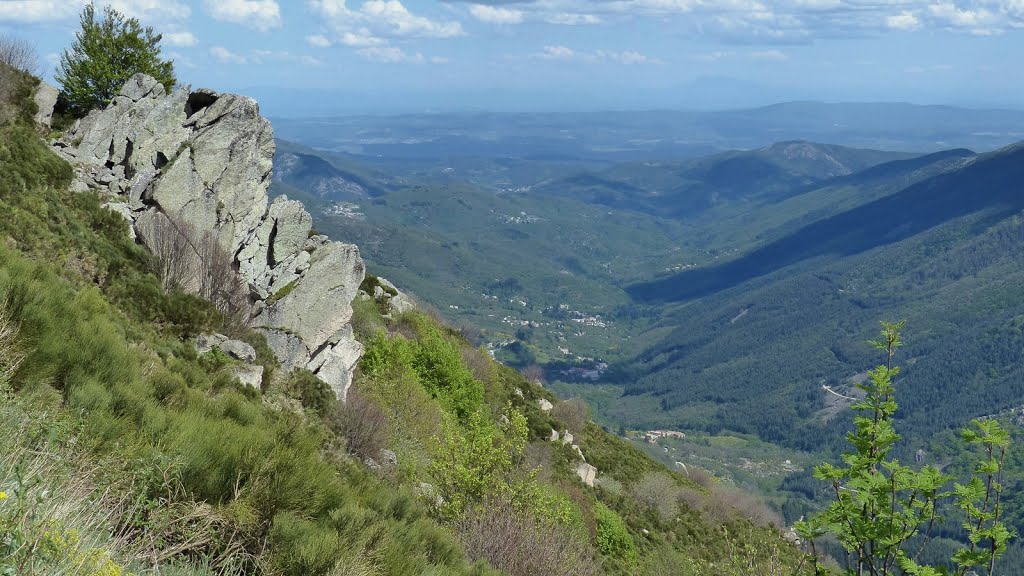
328 388 390 460
523 442 554 484
551 397 590 434
0 298 24 383
461 345 495 384
454 498 600 576
458 322 482 345
522 364 544 384
679 483 783 529
138 211 251 326
0 34 38 74
719 485 783 528
684 465 715 489
630 471 680 521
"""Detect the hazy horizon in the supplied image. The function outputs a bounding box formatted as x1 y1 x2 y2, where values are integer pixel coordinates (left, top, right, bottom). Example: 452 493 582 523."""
5 1 1024 116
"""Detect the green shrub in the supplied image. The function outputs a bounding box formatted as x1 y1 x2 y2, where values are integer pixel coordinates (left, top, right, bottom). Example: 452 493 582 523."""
0 124 72 195
351 296 386 340
0 60 39 126
594 503 638 566
270 512 341 575
285 368 336 415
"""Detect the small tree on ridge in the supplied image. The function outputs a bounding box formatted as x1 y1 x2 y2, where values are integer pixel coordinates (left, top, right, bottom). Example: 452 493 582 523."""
56 2 175 115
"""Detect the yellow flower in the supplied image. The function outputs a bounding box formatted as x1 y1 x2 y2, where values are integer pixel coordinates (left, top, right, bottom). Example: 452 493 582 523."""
0 491 7 500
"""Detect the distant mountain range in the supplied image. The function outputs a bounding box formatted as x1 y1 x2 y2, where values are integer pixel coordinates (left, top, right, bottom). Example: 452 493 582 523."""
269 103 1024 164
534 141 917 217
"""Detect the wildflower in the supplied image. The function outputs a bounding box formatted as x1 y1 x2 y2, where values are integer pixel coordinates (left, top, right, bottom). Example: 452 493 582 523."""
0 491 7 500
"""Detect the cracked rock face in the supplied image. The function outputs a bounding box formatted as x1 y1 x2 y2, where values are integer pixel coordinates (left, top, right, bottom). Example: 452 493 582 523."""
56 74 366 401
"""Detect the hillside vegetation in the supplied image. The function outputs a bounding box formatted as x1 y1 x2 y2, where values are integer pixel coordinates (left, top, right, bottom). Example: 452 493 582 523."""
271 103 1024 572
0 65 808 575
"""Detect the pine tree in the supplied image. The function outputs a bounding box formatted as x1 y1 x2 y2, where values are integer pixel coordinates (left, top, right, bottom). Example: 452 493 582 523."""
55 3 175 115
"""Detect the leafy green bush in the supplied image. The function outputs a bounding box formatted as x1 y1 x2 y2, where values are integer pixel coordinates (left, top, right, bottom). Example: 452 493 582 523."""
797 322 1016 576
284 368 336 415
269 512 341 575
361 317 484 422
0 61 38 126
593 503 638 567
429 408 530 519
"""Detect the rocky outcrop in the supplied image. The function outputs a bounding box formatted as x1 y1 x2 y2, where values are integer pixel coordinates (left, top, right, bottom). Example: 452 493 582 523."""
377 277 416 314
231 364 265 389
357 275 416 316
195 333 256 363
33 81 58 128
55 74 366 400
575 462 597 487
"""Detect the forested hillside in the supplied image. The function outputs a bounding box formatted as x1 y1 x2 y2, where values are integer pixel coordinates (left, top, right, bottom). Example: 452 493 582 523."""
623 141 1024 448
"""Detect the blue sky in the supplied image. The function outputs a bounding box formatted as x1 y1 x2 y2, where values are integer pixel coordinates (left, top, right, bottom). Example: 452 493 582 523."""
3 0 1023 114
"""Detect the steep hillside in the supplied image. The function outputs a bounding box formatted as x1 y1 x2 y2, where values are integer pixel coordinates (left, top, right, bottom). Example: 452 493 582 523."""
619 141 1024 452
630 142 1024 302
1 72 808 575
273 139 392 200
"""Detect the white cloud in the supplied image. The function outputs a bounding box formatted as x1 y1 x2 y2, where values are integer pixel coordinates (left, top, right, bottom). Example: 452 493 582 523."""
469 4 524 24
450 0 1024 42
532 45 661 64
309 0 459 65
107 0 191 22
309 0 464 40
209 45 248 64
203 0 281 31
340 29 388 46
750 49 787 61
544 12 602 25
536 45 576 60
166 51 197 69
356 45 443 63
361 0 464 37
905 63 953 74
306 34 332 47
927 2 1000 34
0 0 191 24
886 11 919 31
692 50 736 62
0 1 84 23
164 31 198 47
598 49 661 64
246 48 325 66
